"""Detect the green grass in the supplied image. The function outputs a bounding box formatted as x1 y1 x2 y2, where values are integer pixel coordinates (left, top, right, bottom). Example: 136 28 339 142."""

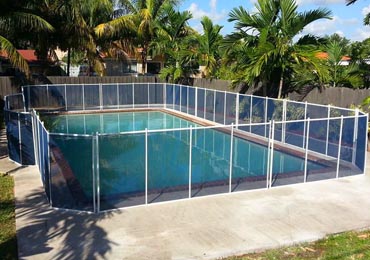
226 230 370 260
0 174 18 260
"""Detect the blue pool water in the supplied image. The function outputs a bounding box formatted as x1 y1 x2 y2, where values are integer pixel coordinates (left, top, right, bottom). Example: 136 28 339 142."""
46 111 325 207
47 111 198 134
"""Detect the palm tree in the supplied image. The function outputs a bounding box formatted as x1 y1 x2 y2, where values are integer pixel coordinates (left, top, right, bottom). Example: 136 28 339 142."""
197 17 223 78
223 0 332 98
0 0 53 76
96 0 180 74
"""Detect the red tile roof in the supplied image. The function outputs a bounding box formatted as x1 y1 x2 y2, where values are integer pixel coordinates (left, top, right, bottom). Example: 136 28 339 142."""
0 49 39 62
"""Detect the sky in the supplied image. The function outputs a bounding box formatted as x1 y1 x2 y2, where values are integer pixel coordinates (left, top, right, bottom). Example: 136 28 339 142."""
179 0 370 42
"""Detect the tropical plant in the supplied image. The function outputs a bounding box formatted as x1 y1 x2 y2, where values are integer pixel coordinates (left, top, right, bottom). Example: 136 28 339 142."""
96 0 181 74
197 16 223 78
223 0 332 98
0 0 53 76
326 40 362 88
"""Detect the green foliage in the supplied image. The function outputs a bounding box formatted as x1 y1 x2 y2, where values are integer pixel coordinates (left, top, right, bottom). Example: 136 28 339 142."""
222 0 332 98
0 175 17 260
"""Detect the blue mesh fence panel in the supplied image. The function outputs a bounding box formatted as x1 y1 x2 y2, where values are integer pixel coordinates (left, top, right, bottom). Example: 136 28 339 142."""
66 85 83 110
191 128 229 197
28 86 48 109
19 113 35 165
330 107 352 117
205 90 215 121
149 83 163 105
251 96 266 137
148 130 189 203
355 116 367 172
49 134 94 211
118 83 133 107
340 117 355 163
327 118 341 158
188 87 196 115
307 104 328 119
84 84 100 110
180 86 188 113
215 91 225 124
225 93 236 125
174 85 180 111
7 111 20 163
285 121 305 149
103 84 118 109
165 84 174 109
196 88 205 118
98 133 145 210
308 119 328 155
47 85 66 111
238 95 251 133
134 83 148 107
42 129 50 201
232 132 268 191
286 102 305 121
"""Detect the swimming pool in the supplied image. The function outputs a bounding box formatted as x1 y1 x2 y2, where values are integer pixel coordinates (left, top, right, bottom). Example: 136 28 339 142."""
6 83 366 213
46 111 326 209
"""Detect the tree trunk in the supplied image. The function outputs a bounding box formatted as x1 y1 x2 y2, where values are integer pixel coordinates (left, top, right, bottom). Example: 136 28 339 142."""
278 76 283 99
67 47 71 77
141 45 147 74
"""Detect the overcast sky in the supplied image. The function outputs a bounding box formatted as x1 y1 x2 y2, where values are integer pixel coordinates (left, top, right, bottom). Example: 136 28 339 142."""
179 0 370 42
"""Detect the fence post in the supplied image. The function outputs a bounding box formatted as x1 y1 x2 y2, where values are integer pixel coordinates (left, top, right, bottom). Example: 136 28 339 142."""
18 113 22 164
189 126 193 198
264 96 268 137
229 123 234 193
47 132 52 207
117 83 120 109
224 91 227 125
195 87 198 117
163 83 167 109
326 104 331 155
179 85 182 111
46 84 49 112
203 89 206 119
92 134 96 213
99 83 103 110
249 96 253 133
96 132 100 212
236 93 239 128
336 116 344 178
303 101 307 148
82 84 85 111
213 90 216 122
132 83 135 108
145 128 148 205
304 118 310 183
64 84 68 111
147 83 150 108
282 99 287 143
352 109 359 165
269 120 275 188
187 86 189 114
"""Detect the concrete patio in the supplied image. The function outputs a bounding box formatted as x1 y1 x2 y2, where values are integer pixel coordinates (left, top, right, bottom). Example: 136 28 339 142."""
4 149 370 259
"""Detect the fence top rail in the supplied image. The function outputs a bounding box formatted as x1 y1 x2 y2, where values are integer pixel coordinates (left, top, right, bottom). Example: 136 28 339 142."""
18 82 365 118
35 112 366 138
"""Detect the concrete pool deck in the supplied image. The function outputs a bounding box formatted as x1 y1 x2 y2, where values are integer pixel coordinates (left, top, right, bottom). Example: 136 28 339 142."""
5 151 370 259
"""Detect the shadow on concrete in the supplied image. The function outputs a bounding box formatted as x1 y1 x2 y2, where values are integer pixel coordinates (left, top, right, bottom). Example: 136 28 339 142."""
16 188 120 259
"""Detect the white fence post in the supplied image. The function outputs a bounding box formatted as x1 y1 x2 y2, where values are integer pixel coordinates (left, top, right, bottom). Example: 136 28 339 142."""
213 90 216 122
145 128 148 204
352 109 359 164
282 99 287 143
303 101 307 148
336 116 344 178
195 87 198 117
266 121 272 189
92 134 96 213
117 83 120 109
264 96 268 137
224 91 227 125
269 121 275 188
64 84 68 110
229 123 234 193
326 104 331 155
99 83 103 110
189 126 193 198
236 93 239 128
96 133 100 213
304 118 310 183
249 96 253 133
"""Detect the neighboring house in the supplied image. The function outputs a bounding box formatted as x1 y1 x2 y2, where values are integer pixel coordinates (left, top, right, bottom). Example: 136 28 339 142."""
104 55 164 76
0 49 61 76
316 52 351 65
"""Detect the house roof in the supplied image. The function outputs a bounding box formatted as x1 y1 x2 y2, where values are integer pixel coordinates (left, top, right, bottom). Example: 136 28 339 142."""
316 52 351 61
0 49 40 62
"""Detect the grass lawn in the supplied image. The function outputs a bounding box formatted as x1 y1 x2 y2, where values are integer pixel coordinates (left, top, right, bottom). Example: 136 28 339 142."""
0 174 17 260
226 229 370 260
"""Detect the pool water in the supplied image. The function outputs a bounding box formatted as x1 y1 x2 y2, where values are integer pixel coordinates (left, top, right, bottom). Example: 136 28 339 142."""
46 111 199 134
47 111 325 207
